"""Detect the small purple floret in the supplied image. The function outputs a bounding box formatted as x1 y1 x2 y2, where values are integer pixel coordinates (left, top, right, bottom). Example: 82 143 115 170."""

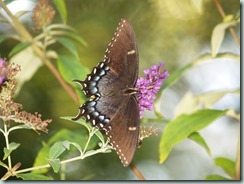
136 62 169 118
0 58 8 85
0 58 5 67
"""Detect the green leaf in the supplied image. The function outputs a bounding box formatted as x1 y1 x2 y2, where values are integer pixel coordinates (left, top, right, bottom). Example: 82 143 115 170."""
9 42 30 58
205 174 230 180
48 129 89 148
154 52 239 117
9 142 20 150
175 92 199 116
215 157 236 178
57 54 89 84
52 0 67 23
94 129 105 143
17 173 52 180
49 142 67 159
14 10 29 19
0 160 8 169
188 132 211 155
47 158 61 173
61 116 90 131
33 128 96 174
154 54 212 116
0 35 10 44
159 109 227 163
68 32 87 46
32 142 50 174
3 148 11 160
63 140 83 154
55 37 79 59
47 24 87 46
61 117 105 146
175 89 239 116
3 142 20 160
196 89 239 108
50 29 87 46
62 140 71 150
158 52 239 95
57 55 89 102
10 47 43 94
3 0 15 4
226 108 240 121
223 14 234 22
211 20 239 57
47 24 77 32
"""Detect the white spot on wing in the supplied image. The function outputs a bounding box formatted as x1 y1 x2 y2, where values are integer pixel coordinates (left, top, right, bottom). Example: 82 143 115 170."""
100 62 104 68
93 68 97 74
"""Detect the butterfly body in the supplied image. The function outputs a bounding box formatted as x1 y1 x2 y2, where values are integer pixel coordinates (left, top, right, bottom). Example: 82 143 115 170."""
73 19 139 167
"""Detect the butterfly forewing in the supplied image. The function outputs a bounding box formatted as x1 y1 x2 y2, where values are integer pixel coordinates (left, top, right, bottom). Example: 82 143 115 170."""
105 19 139 85
73 19 140 167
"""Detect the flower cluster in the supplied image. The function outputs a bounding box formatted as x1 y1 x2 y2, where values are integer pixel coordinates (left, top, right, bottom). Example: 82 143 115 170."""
136 62 169 118
0 58 51 133
0 58 9 86
32 0 55 30
138 124 158 147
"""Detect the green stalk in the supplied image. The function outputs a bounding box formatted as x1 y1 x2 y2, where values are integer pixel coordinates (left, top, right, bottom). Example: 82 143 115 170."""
3 122 12 169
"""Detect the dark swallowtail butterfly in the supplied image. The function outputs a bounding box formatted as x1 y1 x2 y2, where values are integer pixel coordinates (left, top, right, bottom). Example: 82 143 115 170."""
73 19 139 167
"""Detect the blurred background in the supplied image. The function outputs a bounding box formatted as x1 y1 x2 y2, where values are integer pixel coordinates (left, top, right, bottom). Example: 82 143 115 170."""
0 0 240 180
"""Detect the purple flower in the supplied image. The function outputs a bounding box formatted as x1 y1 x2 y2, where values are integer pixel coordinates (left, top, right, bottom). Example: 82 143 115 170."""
0 58 9 85
136 62 169 118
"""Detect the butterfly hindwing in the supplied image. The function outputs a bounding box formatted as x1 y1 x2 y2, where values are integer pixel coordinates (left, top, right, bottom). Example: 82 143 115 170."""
104 96 139 167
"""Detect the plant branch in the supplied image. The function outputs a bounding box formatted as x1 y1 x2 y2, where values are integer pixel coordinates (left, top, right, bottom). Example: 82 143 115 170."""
214 0 240 47
1 162 21 180
235 134 240 179
129 162 145 180
0 0 32 41
3 122 12 169
14 144 111 175
0 0 79 104
82 128 99 154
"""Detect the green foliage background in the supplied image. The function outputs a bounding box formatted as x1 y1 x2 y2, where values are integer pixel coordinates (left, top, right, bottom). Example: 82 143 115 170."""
0 0 240 180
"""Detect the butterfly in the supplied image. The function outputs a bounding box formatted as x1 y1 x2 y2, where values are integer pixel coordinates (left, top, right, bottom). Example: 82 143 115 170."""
73 19 139 167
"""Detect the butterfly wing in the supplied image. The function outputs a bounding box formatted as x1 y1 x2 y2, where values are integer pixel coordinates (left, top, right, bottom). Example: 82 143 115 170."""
73 19 140 166
104 18 139 86
103 96 140 167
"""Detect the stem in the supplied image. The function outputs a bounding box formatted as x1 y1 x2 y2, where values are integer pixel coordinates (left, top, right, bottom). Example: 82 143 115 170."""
0 1 32 41
3 122 12 169
15 163 51 174
8 125 31 133
129 163 145 180
214 0 240 47
235 134 240 179
60 163 66 180
0 0 79 104
15 144 111 174
82 128 96 154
